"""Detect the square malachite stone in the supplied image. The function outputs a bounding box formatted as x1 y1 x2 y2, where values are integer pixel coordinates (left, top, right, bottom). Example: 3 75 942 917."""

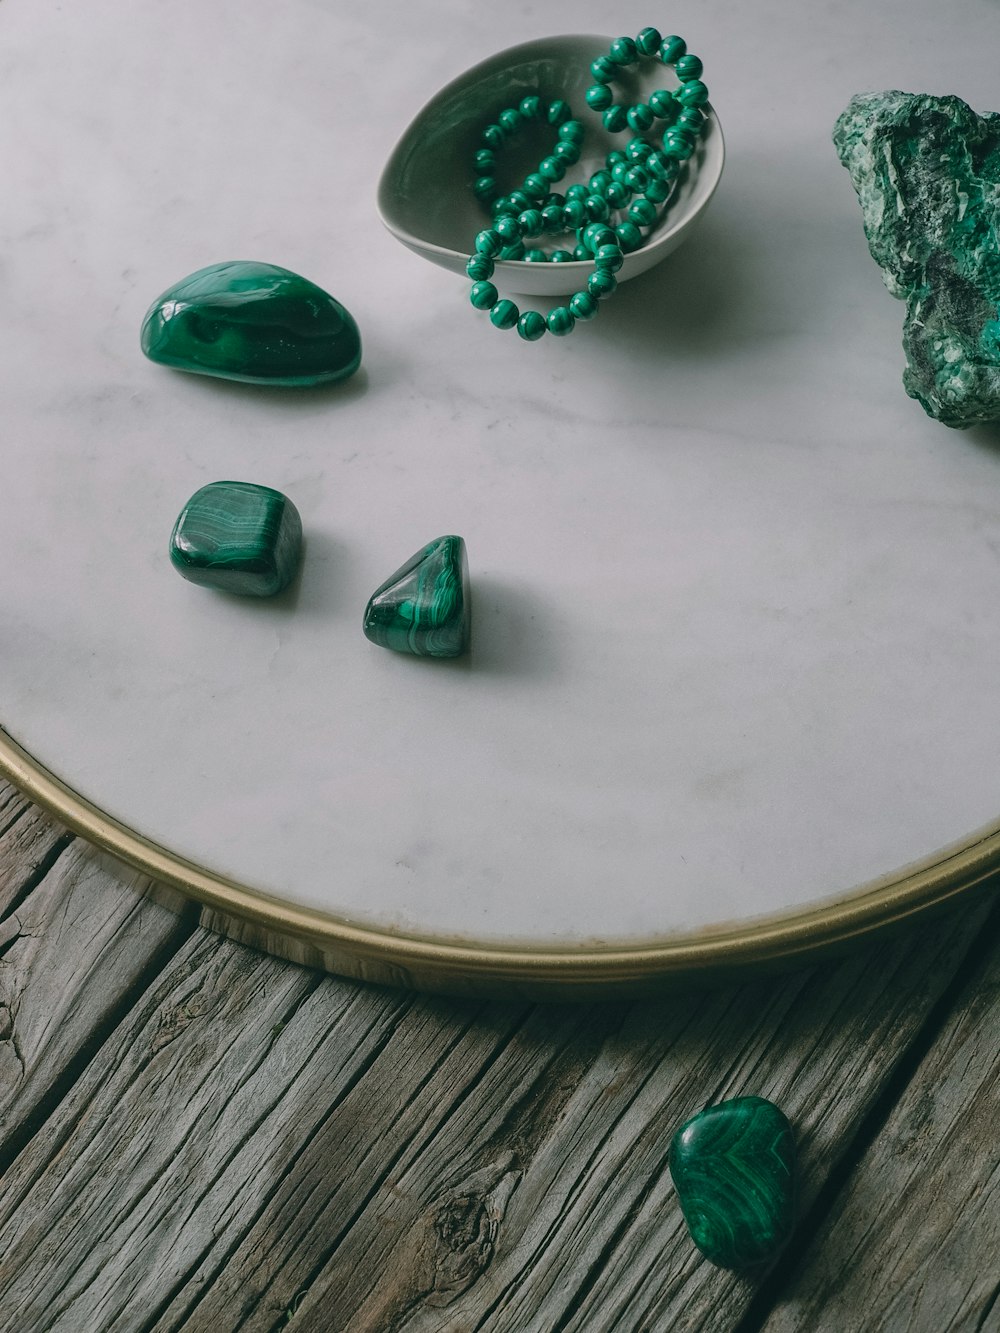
363 535 470 657
169 481 302 597
668 1095 797 1270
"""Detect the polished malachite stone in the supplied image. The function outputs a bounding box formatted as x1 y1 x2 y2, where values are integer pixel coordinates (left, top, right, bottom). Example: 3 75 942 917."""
669 1096 796 1270
835 91 1000 427
169 480 302 596
363 535 470 658
140 261 361 386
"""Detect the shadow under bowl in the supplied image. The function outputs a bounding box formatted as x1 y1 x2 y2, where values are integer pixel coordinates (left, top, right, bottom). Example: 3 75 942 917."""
377 34 725 297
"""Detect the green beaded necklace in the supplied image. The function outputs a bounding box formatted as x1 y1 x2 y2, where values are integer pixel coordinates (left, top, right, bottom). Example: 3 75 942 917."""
465 28 710 340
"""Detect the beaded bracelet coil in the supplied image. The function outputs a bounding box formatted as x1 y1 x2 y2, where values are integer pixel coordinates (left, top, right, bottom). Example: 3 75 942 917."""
465 28 709 340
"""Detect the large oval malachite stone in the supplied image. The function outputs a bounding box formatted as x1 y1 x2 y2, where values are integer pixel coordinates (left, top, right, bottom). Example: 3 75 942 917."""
363 535 470 658
140 261 361 386
170 480 302 597
668 1096 796 1270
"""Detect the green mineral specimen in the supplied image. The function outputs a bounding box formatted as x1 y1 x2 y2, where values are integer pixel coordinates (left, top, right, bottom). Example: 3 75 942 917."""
668 1095 796 1270
363 536 470 658
834 91 1000 427
141 261 361 386
170 480 302 596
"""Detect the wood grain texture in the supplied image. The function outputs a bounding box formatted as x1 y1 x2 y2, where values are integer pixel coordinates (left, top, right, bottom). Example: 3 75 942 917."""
0 803 992 1332
757 908 1000 1333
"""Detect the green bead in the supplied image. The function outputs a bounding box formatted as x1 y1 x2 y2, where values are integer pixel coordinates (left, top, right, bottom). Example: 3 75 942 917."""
169 481 302 597
474 148 495 172
499 241 525 260
566 183 589 203
650 89 679 121
363 535 470 658
582 222 616 253
629 197 658 227
659 34 687 64
466 254 494 280
647 150 679 181
675 53 704 81
489 299 519 329
606 181 630 208
677 79 709 107
636 26 662 56
626 137 652 161
541 204 564 232
563 200 587 229
663 132 695 160
573 244 590 260
594 243 624 272
569 291 599 320
469 280 498 310
625 166 649 192
517 310 547 341
585 194 611 222
587 84 613 111
627 103 654 133
678 105 706 132
607 149 627 166
518 209 544 236
519 94 542 119
507 190 531 213
612 161 631 183
539 155 566 182
495 215 522 241
554 141 581 165
523 173 549 200
547 99 572 125
475 229 502 256
603 105 629 134
609 36 638 65
524 248 547 262
644 178 671 203
140 261 360 387
669 1097 796 1271
591 55 616 82
473 175 496 201
550 250 573 263
588 269 617 298
491 196 513 218
498 106 522 134
482 124 504 149
589 169 613 194
559 119 585 144
615 220 644 252
547 306 576 336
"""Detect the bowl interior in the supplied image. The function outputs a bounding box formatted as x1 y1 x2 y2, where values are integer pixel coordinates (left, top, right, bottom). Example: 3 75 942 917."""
377 35 724 294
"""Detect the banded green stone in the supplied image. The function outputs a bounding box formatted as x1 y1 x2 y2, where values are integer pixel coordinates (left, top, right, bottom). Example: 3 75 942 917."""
141 261 361 386
169 480 302 597
363 535 470 658
668 1096 796 1270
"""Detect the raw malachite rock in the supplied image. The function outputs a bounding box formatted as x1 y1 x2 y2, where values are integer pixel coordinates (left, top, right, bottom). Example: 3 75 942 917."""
170 480 302 596
834 91 1000 427
363 535 470 657
140 261 361 386
668 1096 796 1270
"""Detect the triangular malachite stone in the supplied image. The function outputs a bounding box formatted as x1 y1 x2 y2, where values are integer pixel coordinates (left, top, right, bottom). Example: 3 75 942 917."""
140 261 361 386
363 536 470 658
668 1095 796 1270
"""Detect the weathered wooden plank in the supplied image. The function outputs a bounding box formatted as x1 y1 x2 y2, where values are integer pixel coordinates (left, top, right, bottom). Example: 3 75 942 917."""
0 830 193 1174
0 780 75 918
756 907 1000 1333
0 871 991 1331
277 905 998 1333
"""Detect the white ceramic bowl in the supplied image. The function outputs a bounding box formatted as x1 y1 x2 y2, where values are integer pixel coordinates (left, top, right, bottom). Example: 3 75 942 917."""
377 34 725 297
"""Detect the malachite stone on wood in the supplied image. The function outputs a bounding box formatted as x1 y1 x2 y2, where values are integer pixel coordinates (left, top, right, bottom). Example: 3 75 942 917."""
668 1095 796 1270
363 535 470 658
140 261 361 386
834 91 1000 427
170 480 302 597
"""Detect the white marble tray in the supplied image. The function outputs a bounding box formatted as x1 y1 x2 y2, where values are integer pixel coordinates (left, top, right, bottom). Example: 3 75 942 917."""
2 0 999 991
